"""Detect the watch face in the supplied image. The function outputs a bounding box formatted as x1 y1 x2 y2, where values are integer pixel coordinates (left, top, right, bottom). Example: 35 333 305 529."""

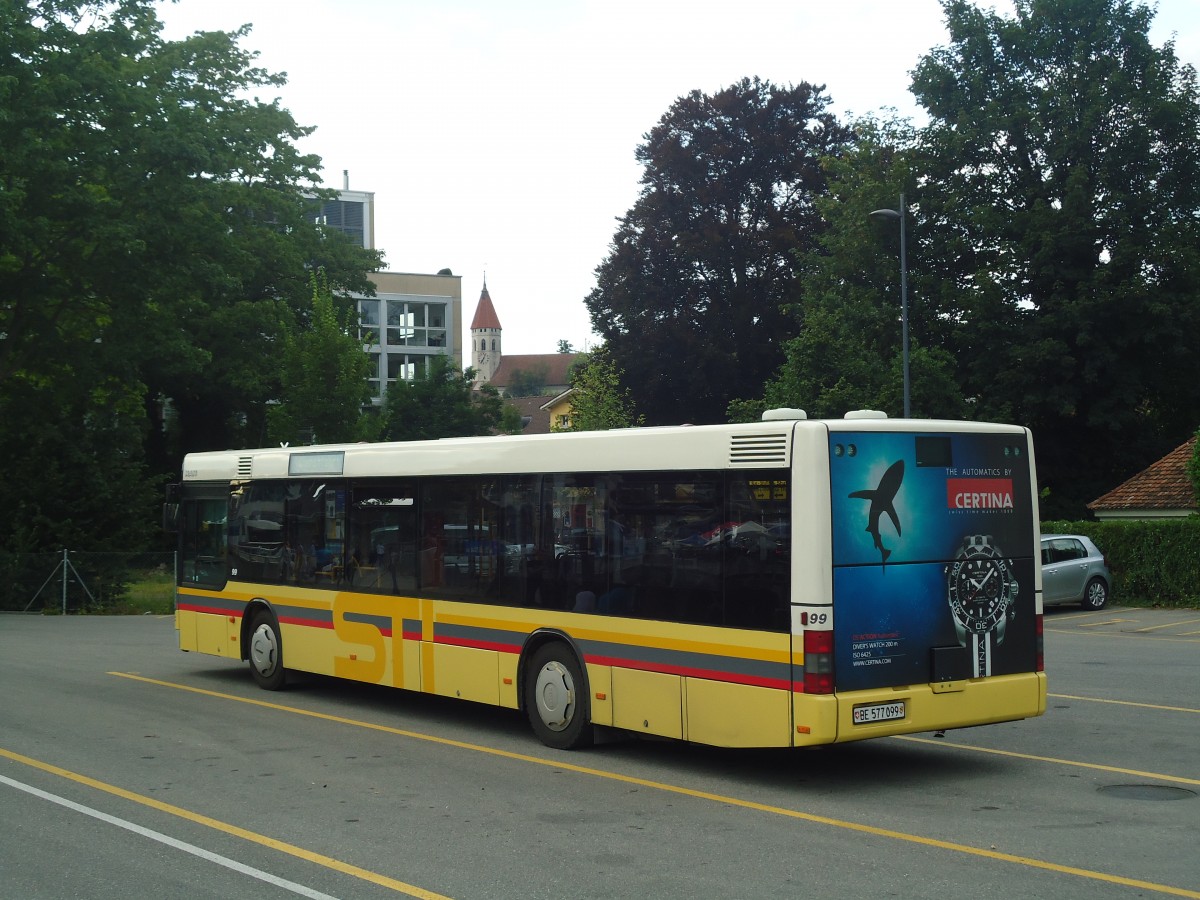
948 553 1014 632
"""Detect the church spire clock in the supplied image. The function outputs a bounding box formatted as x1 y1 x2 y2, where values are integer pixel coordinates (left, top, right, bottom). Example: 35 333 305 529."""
469 276 502 384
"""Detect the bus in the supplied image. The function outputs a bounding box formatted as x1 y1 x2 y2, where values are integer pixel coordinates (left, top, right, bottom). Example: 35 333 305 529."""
167 408 1046 749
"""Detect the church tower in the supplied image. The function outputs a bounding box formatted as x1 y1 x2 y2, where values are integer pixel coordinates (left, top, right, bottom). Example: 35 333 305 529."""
469 278 502 384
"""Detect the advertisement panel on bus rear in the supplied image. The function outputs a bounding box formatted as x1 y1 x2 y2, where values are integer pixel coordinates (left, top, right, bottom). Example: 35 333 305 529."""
828 431 1037 691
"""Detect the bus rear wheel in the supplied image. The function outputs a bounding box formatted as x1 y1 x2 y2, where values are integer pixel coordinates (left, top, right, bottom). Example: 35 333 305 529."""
247 611 286 690
524 643 593 750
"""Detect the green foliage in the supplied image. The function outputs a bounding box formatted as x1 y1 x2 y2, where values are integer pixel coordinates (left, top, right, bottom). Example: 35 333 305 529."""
267 270 375 445
557 340 575 354
586 77 852 426
558 348 644 432
1041 518 1200 608
912 0 1200 515
379 356 509 441
0 1 380 556
736 117 965 422
505 363 550 398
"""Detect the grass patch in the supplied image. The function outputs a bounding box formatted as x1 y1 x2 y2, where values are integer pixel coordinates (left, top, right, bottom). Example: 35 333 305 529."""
108 569 175 615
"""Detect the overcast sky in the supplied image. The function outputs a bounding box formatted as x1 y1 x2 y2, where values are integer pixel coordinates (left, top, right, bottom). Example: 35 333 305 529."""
155 0 1200 357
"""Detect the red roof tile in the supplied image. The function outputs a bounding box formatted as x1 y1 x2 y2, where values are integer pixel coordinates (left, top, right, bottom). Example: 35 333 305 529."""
1087 436 1198 511
470 285 502 330
490 354 583 389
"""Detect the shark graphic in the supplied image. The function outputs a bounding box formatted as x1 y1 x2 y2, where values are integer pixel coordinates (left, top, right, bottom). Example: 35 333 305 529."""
848 459 905 564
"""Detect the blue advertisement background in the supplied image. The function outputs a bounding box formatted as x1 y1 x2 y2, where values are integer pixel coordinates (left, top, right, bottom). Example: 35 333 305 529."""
829 431 1037 691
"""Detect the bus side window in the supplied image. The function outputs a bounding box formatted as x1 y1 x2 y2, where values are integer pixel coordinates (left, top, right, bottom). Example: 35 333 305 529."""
723 472 790 631
348 484 416 594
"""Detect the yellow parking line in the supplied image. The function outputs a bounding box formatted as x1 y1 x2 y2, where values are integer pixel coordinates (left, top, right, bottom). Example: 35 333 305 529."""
0 746 450 899
1046 612 1131 623
1044 628 1200 643
108 672 1200 899
897 735 1200 786
1128 617 1200 633
1048 693 1200 715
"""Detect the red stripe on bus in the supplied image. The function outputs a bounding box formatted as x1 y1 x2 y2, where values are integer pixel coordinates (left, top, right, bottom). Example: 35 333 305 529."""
584 654 790 691
435 635 522 654
176 602 243 618
277 616 333 630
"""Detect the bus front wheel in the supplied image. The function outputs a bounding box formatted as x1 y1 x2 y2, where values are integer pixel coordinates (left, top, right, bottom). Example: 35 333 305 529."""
524 643 593 750
247 611 286 690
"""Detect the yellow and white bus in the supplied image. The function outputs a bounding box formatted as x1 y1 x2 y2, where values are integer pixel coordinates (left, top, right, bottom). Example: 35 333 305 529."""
169 409 1046 749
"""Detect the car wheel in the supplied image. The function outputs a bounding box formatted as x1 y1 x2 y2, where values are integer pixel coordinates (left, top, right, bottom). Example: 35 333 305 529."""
524 643 593 750
247 611 287 690
1081 578 1109 611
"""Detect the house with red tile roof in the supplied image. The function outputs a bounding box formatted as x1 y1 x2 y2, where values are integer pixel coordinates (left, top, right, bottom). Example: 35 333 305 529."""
1087 435 1198 520
467 281 584 432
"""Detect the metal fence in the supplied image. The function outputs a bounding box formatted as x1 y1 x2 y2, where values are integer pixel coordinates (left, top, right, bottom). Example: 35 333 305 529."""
0 550 176 614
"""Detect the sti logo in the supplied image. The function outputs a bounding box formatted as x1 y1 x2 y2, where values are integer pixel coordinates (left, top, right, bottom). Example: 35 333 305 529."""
947 478 1014 510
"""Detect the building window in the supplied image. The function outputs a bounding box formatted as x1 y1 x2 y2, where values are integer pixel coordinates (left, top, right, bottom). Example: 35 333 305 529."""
357 294 451 402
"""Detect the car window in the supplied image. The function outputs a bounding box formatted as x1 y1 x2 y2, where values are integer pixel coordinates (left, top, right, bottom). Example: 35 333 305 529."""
1048 538 1083 563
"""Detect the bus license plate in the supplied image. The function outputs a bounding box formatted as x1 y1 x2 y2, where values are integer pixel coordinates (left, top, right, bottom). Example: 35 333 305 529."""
852 701 905 725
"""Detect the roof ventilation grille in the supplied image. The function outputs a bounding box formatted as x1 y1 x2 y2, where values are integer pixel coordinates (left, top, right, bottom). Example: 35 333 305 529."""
237 456 253 479
730 433 789 467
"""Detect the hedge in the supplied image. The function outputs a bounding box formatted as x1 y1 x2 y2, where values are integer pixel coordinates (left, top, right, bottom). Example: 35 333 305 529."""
1041 517 1200 609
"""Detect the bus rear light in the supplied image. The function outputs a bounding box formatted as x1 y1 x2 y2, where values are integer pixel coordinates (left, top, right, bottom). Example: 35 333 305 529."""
1036 614 1044 672
803 629 834 694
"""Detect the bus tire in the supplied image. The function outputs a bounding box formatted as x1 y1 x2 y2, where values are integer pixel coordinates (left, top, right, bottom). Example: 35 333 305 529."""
524 643 593 750
247 610 287 690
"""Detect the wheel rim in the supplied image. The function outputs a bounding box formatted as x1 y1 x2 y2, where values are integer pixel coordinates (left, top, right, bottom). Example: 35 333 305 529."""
533 660 576 732
1087 582 1106 607
249 622 279 677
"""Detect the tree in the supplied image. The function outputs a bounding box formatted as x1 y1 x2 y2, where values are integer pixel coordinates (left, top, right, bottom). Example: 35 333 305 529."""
267 271 376 445
911 0 1200 515
585 78 853 426
737 117 965 422
505 363 550 398
557 340 575 353
379 355 509 441
0 1 380 552
557 348 644 432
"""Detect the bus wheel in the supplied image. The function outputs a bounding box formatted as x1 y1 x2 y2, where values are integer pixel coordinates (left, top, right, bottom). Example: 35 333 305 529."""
247 611 286 690
524 643 593 750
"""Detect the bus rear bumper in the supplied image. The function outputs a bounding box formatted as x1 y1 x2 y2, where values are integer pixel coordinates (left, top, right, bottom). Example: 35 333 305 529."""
826 671 1047 744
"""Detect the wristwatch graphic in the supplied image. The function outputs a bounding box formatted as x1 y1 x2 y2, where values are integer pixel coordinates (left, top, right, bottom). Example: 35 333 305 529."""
946 534 1018 677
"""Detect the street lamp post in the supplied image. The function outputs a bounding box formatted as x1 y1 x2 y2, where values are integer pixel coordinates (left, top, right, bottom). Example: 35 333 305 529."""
869 194 910 418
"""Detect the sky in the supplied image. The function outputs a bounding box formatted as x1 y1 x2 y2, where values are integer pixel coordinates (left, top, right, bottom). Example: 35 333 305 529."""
155 0 1200 357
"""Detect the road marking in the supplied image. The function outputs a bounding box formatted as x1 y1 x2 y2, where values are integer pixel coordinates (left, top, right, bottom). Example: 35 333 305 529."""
1077 618 1129 628
109 672 1200 899
1044 612 1132 623
896 736 1200 786
0 746 451 900
0 772 339 900
1128 617 1200 633
1044 627 1200 643
1048 693 1200 715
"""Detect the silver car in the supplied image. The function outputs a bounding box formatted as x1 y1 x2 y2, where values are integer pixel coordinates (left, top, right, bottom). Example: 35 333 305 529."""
1041 534 1113 610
